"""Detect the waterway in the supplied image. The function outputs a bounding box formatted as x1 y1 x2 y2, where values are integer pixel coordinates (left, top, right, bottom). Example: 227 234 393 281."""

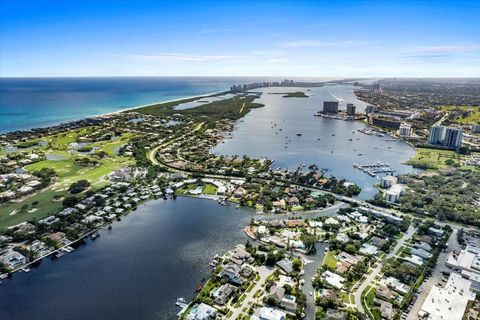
0 197 253 320
213 84 418 199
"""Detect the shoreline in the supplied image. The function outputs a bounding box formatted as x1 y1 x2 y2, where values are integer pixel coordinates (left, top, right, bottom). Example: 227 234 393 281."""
0 90 229 135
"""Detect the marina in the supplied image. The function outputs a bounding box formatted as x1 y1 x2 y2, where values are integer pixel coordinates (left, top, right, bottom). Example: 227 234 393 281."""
353 162 396 177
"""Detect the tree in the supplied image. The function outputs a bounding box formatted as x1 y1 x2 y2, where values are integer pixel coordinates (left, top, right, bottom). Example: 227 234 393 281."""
68 180 91 194
292 258 302 272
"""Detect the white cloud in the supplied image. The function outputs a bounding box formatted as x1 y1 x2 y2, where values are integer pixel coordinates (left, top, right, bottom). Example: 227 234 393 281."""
406 45 479 54
279 39 375 48
265 58 287 63
130 53 241 62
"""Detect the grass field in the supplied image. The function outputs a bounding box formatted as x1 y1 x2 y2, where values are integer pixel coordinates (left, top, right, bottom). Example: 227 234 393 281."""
405 147 478 171
0 130 135 229
440 105 480 125
203 184 217 195
323 251 338 270
0 189 69 229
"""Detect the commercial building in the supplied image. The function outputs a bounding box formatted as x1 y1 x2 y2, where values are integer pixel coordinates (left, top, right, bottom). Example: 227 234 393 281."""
346 103 356 116
444 127 463 148
418 273 475 320
323 101 339 114
399 123 412 136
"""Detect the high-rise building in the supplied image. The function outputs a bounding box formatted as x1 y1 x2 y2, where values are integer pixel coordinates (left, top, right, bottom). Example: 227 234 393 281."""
346 103 356 116
428 126 446 145
443 127 463 149
399 123 412 136
323 101 339 113
365 105 376 115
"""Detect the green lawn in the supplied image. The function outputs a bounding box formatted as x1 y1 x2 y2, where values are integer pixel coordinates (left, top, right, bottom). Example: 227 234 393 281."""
405 147 478 171
203 184 217 195
0 189 69 229
0 130 133 229
323 251 338 269
440 105 480 125
362 286 381 320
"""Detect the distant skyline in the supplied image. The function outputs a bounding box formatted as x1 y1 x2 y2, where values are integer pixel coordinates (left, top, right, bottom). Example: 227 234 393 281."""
1 0 479 77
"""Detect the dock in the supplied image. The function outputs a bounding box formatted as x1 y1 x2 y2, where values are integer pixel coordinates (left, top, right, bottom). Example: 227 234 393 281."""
353 162 395 177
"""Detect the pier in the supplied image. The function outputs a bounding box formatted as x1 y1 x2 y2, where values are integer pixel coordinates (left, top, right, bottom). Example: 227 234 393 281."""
353 162 396 177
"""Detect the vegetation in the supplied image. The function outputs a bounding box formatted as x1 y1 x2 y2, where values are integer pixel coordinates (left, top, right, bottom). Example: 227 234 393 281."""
270 91 309 98
405 147 478 171
399 169 480 226
440 105 480 125
68 179 91 194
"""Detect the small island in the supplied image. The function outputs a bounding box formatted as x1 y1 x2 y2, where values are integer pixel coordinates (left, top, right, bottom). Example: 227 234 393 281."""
283 91 309 98
269 91 309 98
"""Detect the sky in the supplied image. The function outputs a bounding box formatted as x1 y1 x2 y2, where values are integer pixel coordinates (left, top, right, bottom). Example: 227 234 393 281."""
1 0 479 77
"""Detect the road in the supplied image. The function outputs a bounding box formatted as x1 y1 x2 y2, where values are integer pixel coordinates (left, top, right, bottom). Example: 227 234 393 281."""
146 123 408 222
406 228 460 320
228 265 274 319
354 225 416 314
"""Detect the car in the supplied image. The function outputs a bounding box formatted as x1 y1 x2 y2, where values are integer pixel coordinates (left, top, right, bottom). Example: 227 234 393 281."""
309 291 313 296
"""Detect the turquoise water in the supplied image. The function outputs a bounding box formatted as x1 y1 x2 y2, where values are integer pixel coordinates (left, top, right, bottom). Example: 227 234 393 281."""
0 77 254 133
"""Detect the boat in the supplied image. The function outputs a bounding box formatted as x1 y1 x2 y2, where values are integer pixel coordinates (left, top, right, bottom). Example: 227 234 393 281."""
55 252 64 258
358 153 363 156
91 232 99 240
21 267 31 273
176 297 188 308
296 133 302 136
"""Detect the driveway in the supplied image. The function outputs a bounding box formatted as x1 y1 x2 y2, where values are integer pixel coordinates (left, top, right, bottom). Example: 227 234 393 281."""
354 225 416 313
228 265 274 319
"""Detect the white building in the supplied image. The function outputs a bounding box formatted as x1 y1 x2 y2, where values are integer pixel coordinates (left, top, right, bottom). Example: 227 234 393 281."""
252 307 286 320
380 176 397 188
419 273 475 320
399 123 412 136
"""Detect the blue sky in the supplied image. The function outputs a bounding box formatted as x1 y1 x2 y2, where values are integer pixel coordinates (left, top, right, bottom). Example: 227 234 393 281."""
1 0 479 77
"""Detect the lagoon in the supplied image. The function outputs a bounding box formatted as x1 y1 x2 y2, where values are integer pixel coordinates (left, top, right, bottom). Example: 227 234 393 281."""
0 197 253 320
213 85 418 199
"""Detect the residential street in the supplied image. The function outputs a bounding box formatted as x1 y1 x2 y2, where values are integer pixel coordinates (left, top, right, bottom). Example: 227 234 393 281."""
354 225 416 314
228 265 274 319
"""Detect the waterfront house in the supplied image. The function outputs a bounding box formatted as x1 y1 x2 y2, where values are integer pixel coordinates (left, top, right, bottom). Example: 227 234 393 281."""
0 250 27 268
252 307 286 320
212 283 236 305
186 303 217 320
220 263 243 285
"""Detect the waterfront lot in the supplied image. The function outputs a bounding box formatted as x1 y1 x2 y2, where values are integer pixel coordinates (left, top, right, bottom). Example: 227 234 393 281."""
405 147 479 171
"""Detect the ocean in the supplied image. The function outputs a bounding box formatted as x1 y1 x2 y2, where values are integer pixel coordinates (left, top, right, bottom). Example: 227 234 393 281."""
0 77 260 133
